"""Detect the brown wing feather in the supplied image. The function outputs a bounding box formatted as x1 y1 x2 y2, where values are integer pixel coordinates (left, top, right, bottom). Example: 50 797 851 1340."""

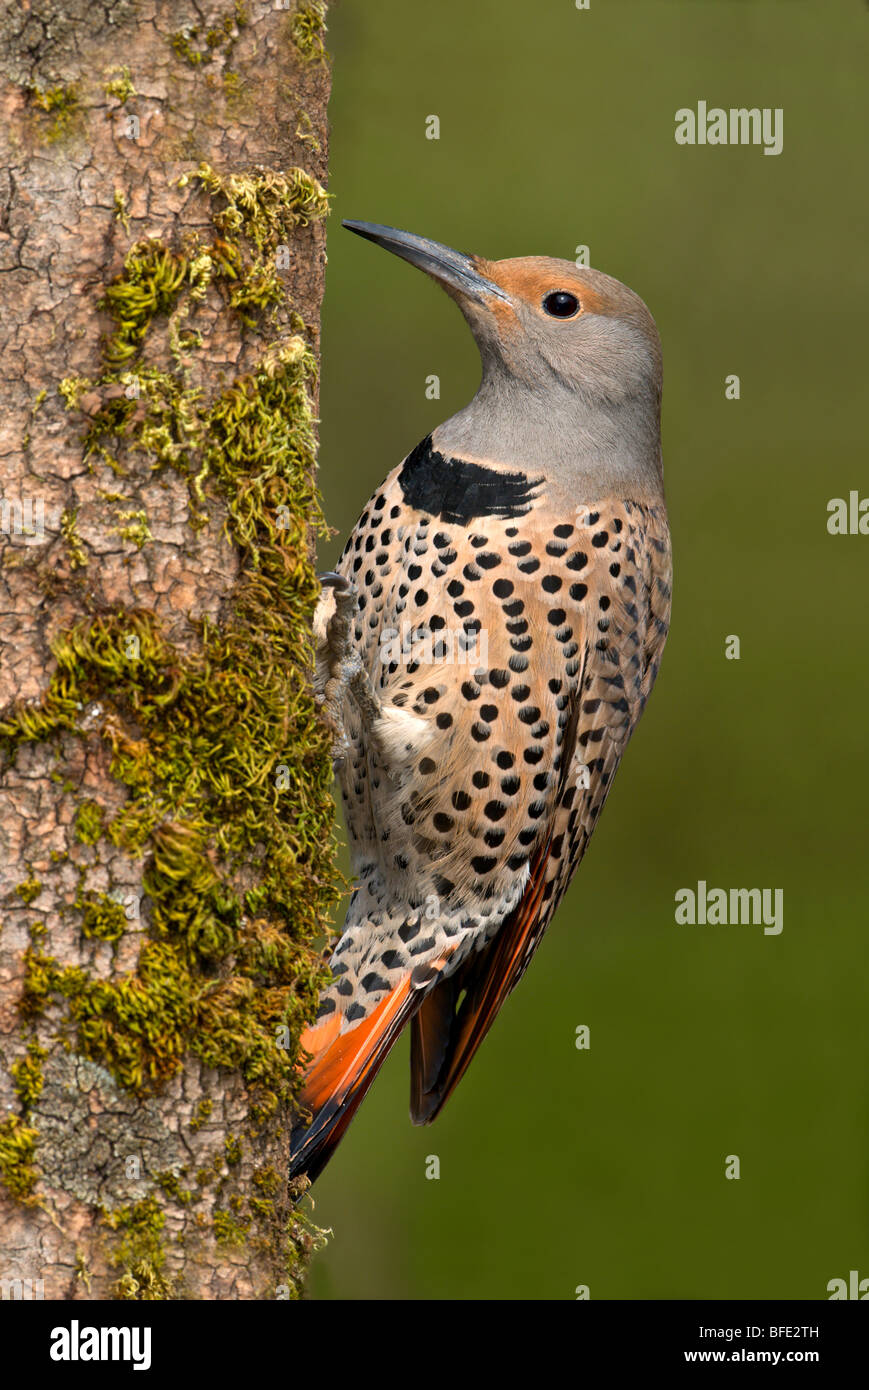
410 835 555 1123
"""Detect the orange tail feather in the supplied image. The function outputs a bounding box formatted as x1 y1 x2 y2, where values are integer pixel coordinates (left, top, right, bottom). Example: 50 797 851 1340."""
289 978 420 1184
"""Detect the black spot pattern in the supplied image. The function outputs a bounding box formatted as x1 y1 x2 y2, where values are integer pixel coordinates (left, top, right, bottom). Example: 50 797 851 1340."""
318 470 671 1027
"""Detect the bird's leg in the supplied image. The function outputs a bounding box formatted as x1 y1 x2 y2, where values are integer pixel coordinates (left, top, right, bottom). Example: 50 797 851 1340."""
314 573 382 768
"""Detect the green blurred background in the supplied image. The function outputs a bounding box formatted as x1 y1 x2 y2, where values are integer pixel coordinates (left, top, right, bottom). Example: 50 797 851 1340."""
308 0 868 1298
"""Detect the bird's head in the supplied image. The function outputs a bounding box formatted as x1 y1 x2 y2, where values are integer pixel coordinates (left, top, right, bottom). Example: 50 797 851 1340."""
343 220 662 411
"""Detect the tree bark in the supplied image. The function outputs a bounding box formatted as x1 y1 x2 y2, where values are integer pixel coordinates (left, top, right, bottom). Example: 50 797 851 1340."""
0 0 336 1299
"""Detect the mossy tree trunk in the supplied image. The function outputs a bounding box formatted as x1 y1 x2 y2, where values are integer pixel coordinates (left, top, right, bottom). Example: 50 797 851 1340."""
0 1 337 1299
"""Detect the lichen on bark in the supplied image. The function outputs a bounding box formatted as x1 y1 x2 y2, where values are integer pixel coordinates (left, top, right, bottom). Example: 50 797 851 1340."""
0 0 337 1300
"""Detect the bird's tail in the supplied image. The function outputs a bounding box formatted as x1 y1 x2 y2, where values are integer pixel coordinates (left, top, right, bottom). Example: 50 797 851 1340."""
289 977 421 1185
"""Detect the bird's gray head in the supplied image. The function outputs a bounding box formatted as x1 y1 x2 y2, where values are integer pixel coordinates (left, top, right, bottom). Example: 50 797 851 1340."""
344 221 664 498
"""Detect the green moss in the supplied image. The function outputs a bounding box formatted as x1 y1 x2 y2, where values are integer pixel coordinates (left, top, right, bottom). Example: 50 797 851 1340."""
177 164 329 324
104 1196 174 1300
155 1169 195 1205
15 871 42 907
7 517 337 1099
0 1116 40 1203
295 110 321 154
290 2 327 61
74 798 104 845
169 6 246 68
213 1208 249 1247
189 1097 213 1131
113 190 131 235
224 1134 242 1166
185 162 329 249
59 376 94 410
11 1041 48 1112
60 508 88 570
78 890 127 943
100 240 191 370
75 1251 93 1292
26 83 81 143
104 66 136 104
112 509 153 549
169 28 206 66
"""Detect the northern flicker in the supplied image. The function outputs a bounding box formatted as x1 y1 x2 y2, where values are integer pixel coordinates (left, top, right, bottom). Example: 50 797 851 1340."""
290 221 671 1183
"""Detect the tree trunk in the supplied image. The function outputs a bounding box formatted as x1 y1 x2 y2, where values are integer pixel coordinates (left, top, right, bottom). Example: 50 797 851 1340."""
0 0 336 1300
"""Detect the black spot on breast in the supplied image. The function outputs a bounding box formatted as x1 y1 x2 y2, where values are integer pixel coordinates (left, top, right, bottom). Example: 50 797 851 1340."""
398 435 543 524
471 855 497 875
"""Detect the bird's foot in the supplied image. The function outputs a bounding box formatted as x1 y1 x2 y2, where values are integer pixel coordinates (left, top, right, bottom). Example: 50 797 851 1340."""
314 572 382 769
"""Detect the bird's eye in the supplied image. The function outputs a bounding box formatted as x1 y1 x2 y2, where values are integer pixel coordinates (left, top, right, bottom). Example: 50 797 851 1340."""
542 290 580 318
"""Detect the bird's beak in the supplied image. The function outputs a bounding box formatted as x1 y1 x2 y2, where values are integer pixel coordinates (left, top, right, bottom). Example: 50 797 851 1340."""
342 220 509 305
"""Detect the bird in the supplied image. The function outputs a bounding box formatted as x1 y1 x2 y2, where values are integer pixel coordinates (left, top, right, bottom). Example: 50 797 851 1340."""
290 220 671 1184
